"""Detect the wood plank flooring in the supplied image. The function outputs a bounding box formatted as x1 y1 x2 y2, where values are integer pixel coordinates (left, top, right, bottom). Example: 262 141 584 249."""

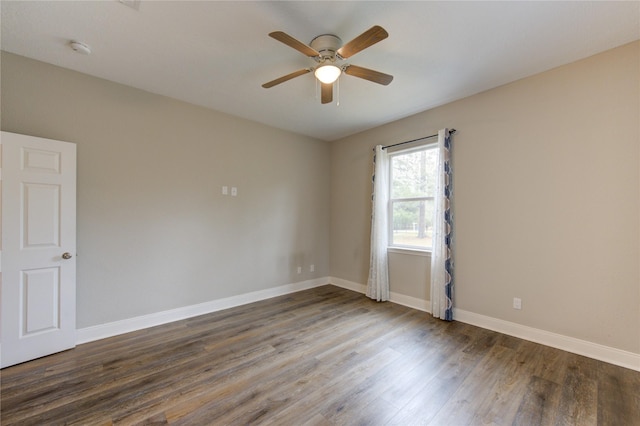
1 285 639 425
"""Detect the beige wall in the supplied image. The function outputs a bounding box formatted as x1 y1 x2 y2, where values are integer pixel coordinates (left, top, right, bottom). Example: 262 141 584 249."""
330 41 640 354
2 41 638 355
1 52 331 329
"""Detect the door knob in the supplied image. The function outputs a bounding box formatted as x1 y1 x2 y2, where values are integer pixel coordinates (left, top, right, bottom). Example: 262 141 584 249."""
62 252 73 260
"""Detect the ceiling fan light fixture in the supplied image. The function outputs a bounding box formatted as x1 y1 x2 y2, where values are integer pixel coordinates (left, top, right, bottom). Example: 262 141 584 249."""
314 64 341 84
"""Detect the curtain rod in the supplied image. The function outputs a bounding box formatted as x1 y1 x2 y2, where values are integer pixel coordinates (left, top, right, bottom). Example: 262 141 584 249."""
380 128 456 150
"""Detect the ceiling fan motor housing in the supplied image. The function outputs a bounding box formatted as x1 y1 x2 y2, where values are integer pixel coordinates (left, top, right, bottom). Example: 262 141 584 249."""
310 34 342 61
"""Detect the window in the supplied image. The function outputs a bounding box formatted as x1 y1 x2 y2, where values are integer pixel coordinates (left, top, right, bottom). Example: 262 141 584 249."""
389 144 437 250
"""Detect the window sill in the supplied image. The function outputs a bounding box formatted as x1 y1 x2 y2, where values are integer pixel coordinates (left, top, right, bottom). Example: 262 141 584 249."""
387 247 432 257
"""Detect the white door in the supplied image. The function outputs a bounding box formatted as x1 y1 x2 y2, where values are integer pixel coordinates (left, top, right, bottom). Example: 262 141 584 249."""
1 131 77 368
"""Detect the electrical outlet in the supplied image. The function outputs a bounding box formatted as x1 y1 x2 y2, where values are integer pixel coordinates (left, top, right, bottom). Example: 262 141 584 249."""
310 264 315 272
513 297 522 310
222 186 228 195
297 266 302 274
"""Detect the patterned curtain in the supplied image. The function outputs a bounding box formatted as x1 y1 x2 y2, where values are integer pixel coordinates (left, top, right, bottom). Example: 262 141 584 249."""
430 129 453 320
366 145 390 301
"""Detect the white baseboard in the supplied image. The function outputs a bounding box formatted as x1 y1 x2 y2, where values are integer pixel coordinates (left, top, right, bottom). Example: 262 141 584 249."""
76 277 330 345
453 308 640 372
328 277 640 372
329 277 366 294
76 275 639 372
329 277 431 312
389 292 431 313
329 277 431 313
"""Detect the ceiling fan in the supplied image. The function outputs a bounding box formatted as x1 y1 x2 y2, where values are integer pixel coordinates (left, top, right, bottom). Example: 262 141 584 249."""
262 25 393 104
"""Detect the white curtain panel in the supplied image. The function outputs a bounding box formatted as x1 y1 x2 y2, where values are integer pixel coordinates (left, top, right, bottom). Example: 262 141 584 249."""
366 145 390 301
430 129 454 320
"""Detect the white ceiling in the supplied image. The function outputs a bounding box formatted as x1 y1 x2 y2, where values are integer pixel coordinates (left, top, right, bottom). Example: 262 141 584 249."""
1 1 639 141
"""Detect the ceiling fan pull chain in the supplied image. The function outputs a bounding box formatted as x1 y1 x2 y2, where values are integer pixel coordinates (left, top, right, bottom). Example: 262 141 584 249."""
337 77 340 106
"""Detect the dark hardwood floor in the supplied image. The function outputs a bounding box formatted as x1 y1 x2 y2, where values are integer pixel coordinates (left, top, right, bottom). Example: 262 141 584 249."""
1 285 639 425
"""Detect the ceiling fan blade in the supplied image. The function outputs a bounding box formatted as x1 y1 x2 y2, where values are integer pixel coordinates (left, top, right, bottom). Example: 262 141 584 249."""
262 69 311 88
269 31 320 58
344 65 393 85
321 82 333 104
336 25 388 59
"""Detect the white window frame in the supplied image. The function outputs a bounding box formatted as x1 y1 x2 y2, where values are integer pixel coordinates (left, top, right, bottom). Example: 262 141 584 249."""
388 142 437 253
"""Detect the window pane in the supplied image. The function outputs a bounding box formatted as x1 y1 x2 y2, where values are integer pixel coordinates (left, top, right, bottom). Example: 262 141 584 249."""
391 199 434 248
390 148 437 199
